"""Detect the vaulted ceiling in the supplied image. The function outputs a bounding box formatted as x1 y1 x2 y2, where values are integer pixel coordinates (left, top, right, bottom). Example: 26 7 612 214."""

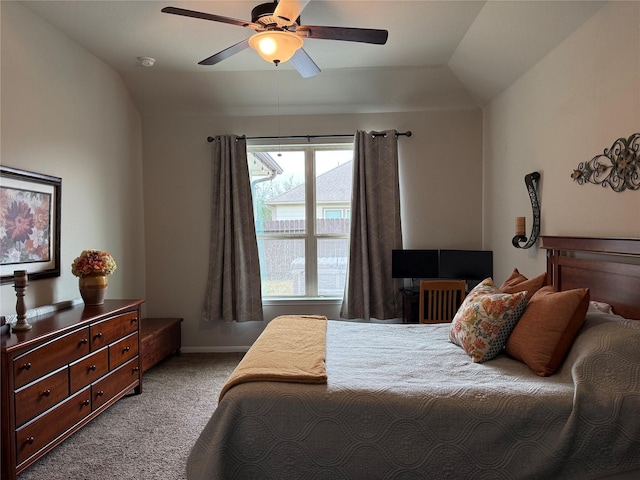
21 1 605 116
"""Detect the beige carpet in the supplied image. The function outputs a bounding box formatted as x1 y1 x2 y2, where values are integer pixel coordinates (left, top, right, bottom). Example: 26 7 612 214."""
17 353 243 480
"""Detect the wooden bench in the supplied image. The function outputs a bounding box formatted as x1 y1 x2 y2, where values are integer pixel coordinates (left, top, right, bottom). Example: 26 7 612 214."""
140 317 183 373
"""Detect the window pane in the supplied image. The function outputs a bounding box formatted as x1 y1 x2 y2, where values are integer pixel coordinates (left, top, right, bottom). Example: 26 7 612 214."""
249 144 353 298
317 238 349 296
315 150 352 235
323 209 343 219
258 238 305 296
249 150 305 233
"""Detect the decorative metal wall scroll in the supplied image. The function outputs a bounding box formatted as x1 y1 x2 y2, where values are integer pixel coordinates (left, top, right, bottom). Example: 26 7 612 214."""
512 172 541 249
571 133 640 192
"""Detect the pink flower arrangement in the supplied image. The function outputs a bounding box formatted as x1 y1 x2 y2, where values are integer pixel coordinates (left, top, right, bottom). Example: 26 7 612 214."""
71 249 117 277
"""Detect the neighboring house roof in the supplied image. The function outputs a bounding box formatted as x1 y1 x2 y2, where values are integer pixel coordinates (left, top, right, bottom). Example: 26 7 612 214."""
266 161 353 205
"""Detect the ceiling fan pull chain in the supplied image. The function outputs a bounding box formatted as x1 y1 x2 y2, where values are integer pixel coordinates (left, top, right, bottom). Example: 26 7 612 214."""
277 66 282 156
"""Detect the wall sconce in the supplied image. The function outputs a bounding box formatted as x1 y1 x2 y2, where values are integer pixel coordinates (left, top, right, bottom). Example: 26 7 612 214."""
512 172 541 249
248 31 304 65
571 133 639 192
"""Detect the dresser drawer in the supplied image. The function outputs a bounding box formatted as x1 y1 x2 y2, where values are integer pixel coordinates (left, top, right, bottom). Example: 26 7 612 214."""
90 311 139 349
15 387 91 465
13 328 90 389
69 347 109 394
92 357 140 410
14 368 69 428
109 332 138 369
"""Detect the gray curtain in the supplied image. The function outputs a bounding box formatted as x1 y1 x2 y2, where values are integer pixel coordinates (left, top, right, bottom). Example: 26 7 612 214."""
203 135 263 323
340 130 403 320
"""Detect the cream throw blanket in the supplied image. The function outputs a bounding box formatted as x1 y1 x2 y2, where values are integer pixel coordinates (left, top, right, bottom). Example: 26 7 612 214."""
219 315 327 400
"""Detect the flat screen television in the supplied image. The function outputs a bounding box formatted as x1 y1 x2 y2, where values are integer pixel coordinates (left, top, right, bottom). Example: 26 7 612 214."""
438 250 493 282
392 249 439 279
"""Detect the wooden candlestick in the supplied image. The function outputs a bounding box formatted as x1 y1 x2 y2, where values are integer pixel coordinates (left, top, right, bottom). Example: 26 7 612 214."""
12 271 32 331
14 270 27 287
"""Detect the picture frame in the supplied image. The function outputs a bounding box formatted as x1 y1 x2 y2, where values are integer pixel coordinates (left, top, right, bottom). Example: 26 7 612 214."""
0 166 62 284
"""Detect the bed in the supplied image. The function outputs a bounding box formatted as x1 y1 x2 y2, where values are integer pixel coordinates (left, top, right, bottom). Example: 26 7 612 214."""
187 236 640 480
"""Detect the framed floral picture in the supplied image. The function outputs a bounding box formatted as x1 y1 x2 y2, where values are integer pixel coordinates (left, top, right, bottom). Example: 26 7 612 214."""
0 166 61 284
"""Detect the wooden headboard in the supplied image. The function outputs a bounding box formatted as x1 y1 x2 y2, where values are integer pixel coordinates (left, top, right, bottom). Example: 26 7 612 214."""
541 236 640 320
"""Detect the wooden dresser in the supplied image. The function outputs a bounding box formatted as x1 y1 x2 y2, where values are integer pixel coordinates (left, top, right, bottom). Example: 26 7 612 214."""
1 299 144 480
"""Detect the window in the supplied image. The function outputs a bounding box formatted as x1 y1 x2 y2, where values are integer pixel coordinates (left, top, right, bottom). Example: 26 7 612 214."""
248 142 353 298
323 208 350 219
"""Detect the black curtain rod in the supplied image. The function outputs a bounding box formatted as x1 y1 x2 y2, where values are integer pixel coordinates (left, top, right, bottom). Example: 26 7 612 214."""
207 131 412 143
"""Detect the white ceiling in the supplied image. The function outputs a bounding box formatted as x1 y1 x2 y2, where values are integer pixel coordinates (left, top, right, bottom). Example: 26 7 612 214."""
21 0 605 116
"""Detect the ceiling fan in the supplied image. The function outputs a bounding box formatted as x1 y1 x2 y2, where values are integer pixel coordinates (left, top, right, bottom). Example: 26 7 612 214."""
161 0 388 78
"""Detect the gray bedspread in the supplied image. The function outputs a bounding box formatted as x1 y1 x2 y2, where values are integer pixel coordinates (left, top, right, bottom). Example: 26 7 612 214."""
187 311 640 479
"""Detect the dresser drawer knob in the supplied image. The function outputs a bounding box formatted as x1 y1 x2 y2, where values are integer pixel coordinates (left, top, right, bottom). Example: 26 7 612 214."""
41 389 51 397
123 346 131 353
82 399 90 406
94 332 103 339
131 318 138 323
89 365 97 372
133 366 140 373
81 338 89 345
96 390 104 397
26 436 35 445
21 362 32 370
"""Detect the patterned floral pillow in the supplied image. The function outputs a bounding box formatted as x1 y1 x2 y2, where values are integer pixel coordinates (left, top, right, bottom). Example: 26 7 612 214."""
449 278 528 363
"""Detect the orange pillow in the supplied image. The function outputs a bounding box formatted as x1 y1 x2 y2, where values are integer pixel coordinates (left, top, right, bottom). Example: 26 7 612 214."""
505 286 590 376
499 268 547 302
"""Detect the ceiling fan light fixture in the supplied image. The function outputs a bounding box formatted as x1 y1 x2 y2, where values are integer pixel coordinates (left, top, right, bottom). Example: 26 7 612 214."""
249 31 303 64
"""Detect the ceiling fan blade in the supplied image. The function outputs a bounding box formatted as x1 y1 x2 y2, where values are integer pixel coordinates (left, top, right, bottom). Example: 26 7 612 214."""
198 39 251 66
273 0 310 26
161 6 261 30
296 25 388 45
290 48 321 78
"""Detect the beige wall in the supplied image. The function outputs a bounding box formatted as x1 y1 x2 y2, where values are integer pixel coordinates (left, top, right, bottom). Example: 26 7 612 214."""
141 109 482 350
0 1 482 351
0 3 146 315
8 2 633 352
483 1 640 283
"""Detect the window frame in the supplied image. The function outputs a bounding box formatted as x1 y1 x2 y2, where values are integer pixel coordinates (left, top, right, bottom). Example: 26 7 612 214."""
247 139 353 299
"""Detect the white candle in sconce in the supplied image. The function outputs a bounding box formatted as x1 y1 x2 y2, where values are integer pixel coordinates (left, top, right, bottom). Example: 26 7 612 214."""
14 270 28 287
515 217 526 237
